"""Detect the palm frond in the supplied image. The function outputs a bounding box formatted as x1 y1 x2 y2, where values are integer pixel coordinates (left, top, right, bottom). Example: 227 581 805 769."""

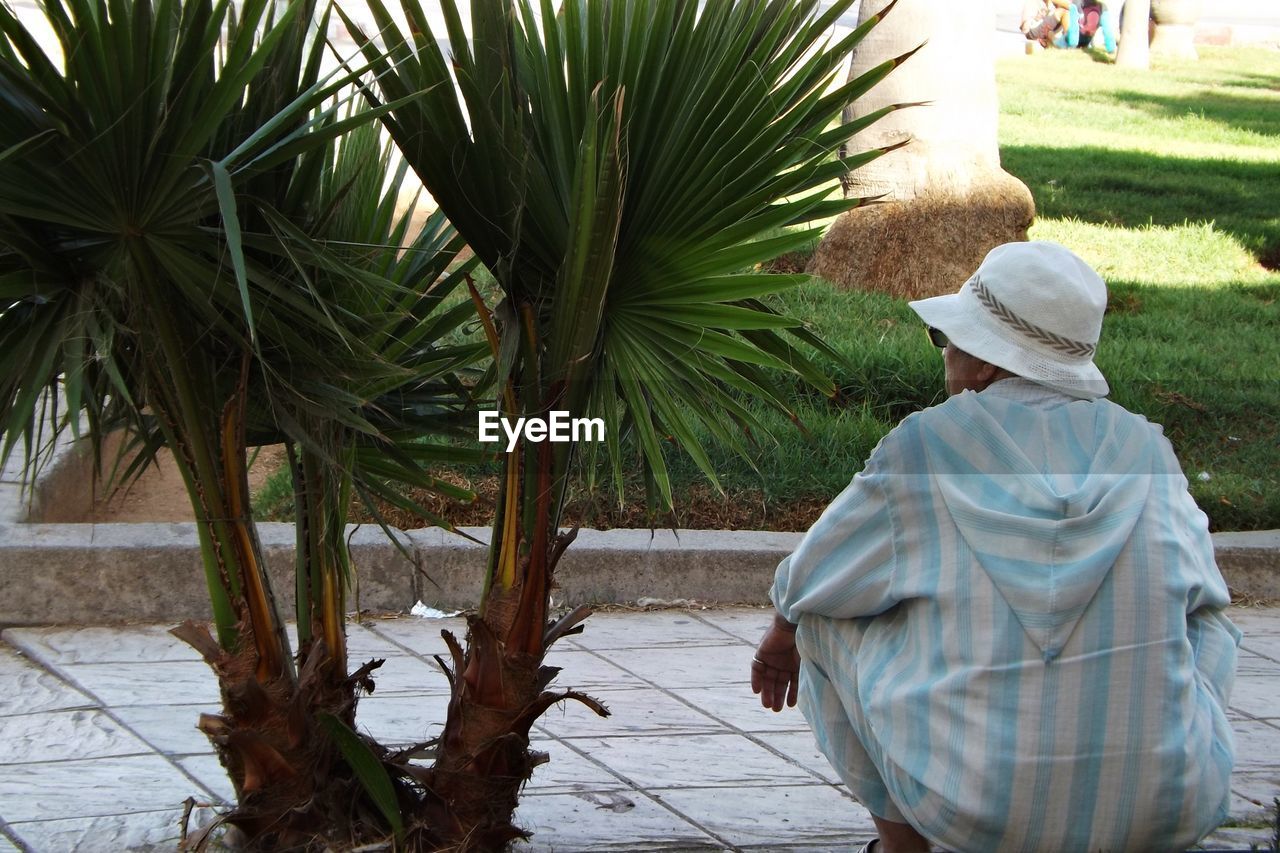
345 0 906 511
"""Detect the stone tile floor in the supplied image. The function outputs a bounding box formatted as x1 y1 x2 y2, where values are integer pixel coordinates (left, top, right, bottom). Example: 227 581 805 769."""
0 607 1277 852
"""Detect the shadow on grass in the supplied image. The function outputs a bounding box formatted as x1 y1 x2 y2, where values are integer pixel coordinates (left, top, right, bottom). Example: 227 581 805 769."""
1081 46 1114 64
1221 71 1280 92
1001 145 1280 264
1106 89 1280 138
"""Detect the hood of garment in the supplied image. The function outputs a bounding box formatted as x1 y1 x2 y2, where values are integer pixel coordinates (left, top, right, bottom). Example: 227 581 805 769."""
922 381 1157 660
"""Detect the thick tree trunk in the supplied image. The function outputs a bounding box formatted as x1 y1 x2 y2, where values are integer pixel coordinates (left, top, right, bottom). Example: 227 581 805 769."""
424 615 549 849
1116 0 1153 68
169 454 395 850
810 0 1035 299
161 395 399 850
180 626 387 850
418 396 606 850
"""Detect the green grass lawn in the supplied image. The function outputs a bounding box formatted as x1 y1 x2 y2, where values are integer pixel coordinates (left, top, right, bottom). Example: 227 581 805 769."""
257 46 1280 533
997 46 1280 530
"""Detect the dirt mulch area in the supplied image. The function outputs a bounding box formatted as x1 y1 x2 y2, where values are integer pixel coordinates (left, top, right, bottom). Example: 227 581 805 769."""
347 475 832 533
78 445 287 524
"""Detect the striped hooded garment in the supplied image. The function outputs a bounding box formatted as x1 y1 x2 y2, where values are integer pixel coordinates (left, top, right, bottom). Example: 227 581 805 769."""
772 378 1240 852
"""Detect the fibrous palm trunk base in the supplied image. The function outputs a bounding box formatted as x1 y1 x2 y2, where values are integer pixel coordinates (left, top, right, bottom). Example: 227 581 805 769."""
405 615 607 852
173 621 400 851
809 170 1037 300
173 610 605 852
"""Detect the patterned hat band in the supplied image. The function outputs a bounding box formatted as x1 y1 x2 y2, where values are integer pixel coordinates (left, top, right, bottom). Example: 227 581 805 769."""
969 275 1097 359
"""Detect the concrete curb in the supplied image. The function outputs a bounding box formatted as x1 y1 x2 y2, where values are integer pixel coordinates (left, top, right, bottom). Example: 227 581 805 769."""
0 523 416 625
1212 530 1280 602
1 522 1276 625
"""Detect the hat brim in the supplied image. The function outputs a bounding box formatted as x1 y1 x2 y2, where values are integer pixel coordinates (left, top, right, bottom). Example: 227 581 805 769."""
909 291 1109 400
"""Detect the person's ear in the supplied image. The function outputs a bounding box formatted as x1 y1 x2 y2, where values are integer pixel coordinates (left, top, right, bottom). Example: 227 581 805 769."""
977 359 1000 383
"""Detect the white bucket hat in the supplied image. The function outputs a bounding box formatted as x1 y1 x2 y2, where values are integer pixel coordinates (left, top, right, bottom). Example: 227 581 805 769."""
909 241 1109 399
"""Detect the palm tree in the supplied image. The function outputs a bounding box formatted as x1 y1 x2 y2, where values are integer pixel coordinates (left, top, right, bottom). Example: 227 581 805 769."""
343 0 908 844
0 2 482 847
809 0 1036 300
173 119 491 848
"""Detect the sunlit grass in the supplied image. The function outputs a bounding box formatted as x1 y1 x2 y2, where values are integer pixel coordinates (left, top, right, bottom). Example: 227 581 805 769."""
1028 219 1275 286
1000 46 1280 159
999 45 1280 265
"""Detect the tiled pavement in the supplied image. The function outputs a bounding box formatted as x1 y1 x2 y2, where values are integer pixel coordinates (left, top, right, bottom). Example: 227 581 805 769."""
0 607 1277 852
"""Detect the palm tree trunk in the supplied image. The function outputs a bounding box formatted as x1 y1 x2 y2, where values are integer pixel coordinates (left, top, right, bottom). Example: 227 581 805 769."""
171 433 398 849
419 299 605 849
129 281 385 848
810 0 1036 300
1117 0 1152 68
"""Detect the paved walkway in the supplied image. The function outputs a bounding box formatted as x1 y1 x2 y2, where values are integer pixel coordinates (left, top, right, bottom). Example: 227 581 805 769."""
1 607 1277 851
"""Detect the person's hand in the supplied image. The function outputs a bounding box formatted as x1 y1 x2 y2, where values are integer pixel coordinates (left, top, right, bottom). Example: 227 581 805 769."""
751 614 800 712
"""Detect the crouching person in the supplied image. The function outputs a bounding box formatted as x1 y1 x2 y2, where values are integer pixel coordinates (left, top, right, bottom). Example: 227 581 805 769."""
751 242 1240 852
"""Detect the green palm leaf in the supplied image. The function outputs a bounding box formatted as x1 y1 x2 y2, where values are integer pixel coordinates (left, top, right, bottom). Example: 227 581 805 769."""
0 2 488 844
346 0 907 513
